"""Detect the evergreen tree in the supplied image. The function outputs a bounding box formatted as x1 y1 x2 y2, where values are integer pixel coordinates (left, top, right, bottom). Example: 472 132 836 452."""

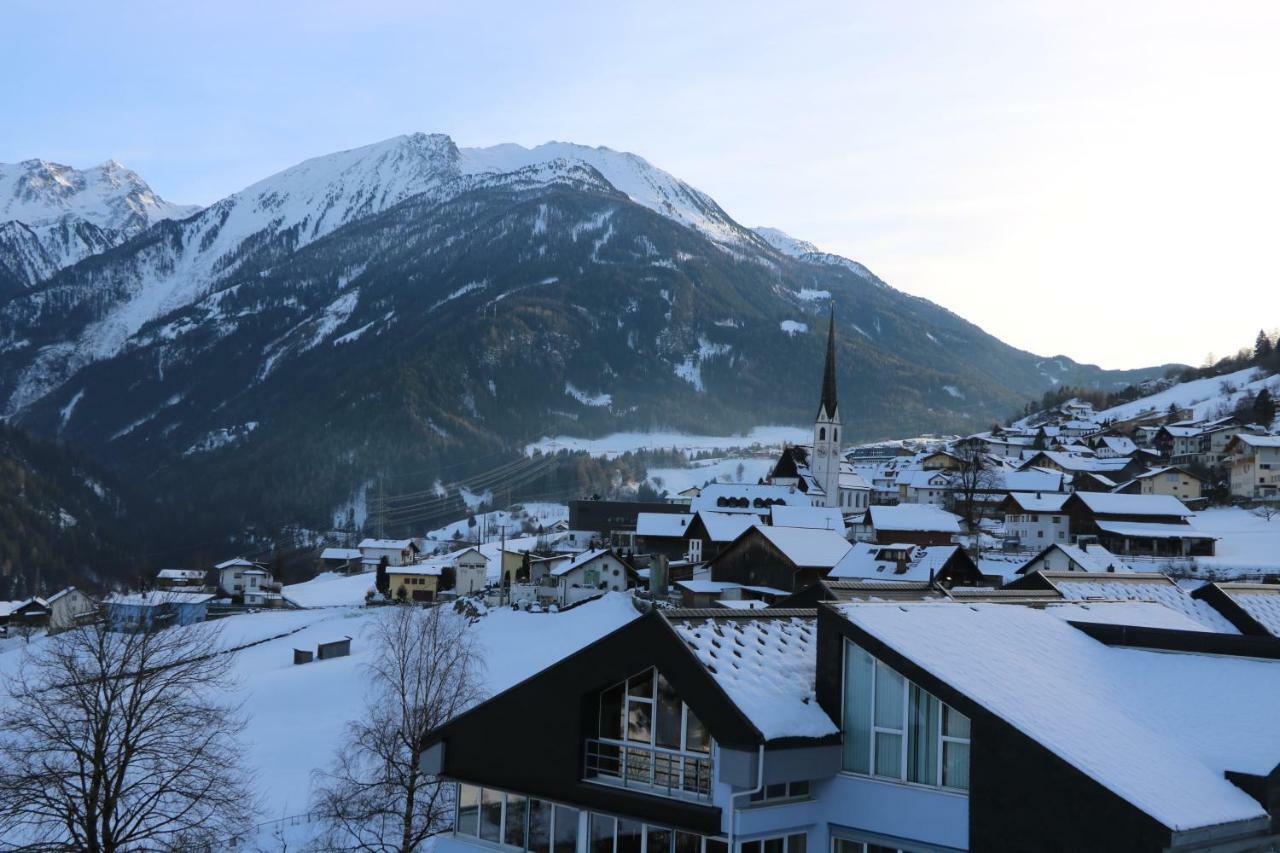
376 555 390 595
1255 388 1277 426
1255 330 1274 362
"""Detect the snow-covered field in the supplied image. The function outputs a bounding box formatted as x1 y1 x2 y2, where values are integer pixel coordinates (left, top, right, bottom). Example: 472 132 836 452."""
1095 367 1279 423
646 456 777 495
524 426 808 458
1188 507 1280 575
425 502 568 544
0 594 641 841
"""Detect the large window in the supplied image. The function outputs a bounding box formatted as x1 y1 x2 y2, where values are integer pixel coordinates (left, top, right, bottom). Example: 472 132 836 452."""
740 834 806 853
456 783 578 853
590 812 726 853
841 642 970 792
588 669 712 799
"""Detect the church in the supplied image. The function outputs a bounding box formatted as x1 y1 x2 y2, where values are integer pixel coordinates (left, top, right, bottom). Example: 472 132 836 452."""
768 308 872 511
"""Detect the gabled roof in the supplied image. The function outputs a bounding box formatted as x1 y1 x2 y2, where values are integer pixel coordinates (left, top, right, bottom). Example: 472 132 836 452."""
635 512 693 537
693 510 756 543
1069 491 1193 518
1228 433 1280 449
1016 543 1134 575
549 547 621 578
834 602 1279 833
690 483 810 515
752 524 852 569
1002 491 1070 512
157 568 207 580
768 504 845 533
358 538 415 550
215 557 260 569
1013 571 1237 634
829 542 970 583
665 611 837 741
868 503 961 534
320 547 361 560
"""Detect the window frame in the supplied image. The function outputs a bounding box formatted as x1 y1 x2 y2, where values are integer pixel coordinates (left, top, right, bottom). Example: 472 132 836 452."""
455 784 581 853
840 639 970 795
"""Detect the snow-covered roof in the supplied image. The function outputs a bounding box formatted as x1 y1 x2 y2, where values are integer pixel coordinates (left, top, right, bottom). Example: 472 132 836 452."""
715 599 769 610
1230 434 1280 449
157 568 206 580
320 547 361 560
1094 520 1213 540
549 547 615 578
689 483 811 515
105 591 215 606
1215 584 1280 637
1073 492 1193 518
635 512 693 538
675 579 741 594
1098 436 1138 455
1049 574 1237 633
753 524 852 568
829 542 961 582
769 504 846 533
838 469 872 490
835 602 1279 832
389 561 446 577
1030 451 1132 473
1003 491 1070 512
666 614 837 741
868 504 961 534
358 538 415 550
997 468 1068 492
695 510 756 543
1022 543 1134 574
215 557 258 569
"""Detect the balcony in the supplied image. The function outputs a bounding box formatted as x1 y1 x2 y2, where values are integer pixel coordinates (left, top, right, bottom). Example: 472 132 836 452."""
583 737 713 802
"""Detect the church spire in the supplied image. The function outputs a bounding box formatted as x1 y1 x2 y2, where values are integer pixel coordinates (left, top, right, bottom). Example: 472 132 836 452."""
819 304 838 419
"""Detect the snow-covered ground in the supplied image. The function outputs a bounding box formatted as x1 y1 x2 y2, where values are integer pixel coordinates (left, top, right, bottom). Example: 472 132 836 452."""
0 593 641 841
646 456 776 495
425 502 567 544
1095 367 1279 423
1188 507 1280 575
283 571 375 607
524 426 808 458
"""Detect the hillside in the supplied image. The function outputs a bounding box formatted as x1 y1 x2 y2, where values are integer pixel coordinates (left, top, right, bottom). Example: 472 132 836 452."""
0 134 1175 551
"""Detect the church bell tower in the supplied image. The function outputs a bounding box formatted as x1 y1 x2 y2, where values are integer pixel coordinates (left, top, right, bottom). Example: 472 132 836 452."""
812 306 842 508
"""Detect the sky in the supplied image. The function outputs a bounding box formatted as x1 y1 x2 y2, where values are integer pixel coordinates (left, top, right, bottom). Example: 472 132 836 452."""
3 0 1278 369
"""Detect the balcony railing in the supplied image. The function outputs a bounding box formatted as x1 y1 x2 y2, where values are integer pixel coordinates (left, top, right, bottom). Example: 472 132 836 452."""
583 738 713 802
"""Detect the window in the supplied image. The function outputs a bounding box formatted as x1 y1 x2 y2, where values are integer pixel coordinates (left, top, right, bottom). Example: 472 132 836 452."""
480 788 503 842
688 539 703 562
589 814 723 853
458 786 578 853
841 640 970 792
458 784 480 837
740 834 807 853
819 428 826 441
748 780 810 804
585 565 601 586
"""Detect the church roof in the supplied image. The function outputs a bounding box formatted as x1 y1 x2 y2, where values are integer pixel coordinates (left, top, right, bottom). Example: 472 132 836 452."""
818 306 838 420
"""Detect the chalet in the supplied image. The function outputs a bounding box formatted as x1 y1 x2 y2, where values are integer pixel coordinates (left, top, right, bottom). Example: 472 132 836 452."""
423 602 1280 852
895 468 952 505
1014 543 1134 575
319 547 362 573
708 524 851 592
44 587 98 632
358 538 421 570
827 542 983 587
216 558 273 599
998 492 1070 547
1060 492 1214 557
681 511 755 565
156 568 208 590
864 504 961 546
1091 435 1138 458
1113 466 1205 503
0 597 50 632
103 591 213 630
543 548 635 607
634 512 694 560
1223 434 1280 500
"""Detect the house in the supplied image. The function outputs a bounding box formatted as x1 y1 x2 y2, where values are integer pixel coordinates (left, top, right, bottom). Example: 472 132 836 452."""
681 510 755 565
634 512 695 560
216 558 273 599
1091 435 1138 458
543 548 635 606
1113 466 1205 503
864 503 961 546
44 587 98 631
1223 434 1280 500
451 547 490 595
0 597 50 632
423 602 1280 853
103 591 213 630
1014 543 1134 575
672 579 792 609
827 542 983 587
568 499 688 543
1019 450 1142 482
895 468 953 505
358 538 420 571
156 568 208 590
1060 492 1215 557
319 547 362 573
388 546 490 602
709 524 852 592
998 492 1070 547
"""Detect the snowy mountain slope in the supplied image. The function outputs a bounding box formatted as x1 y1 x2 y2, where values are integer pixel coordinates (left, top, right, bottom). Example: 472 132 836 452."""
0 159 198 292
753 226 819 256
1095 367 1279 423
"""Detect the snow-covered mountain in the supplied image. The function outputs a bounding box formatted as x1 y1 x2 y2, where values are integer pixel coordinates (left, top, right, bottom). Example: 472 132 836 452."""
0 159 197 290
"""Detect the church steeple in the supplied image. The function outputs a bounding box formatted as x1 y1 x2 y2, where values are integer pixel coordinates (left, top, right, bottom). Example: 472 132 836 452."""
818 305 839 420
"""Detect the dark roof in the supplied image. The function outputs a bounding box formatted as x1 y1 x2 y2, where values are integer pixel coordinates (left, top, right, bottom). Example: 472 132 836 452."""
818 305 838 419
663 607 818 620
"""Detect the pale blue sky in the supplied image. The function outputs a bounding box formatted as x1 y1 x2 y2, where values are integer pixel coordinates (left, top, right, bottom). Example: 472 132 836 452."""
5 1 1278 369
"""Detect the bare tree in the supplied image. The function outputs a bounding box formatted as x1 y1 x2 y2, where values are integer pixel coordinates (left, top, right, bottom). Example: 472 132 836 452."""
0 619 256 851
313 605 484 853
1253 503 1279 523
947 446 1001 530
